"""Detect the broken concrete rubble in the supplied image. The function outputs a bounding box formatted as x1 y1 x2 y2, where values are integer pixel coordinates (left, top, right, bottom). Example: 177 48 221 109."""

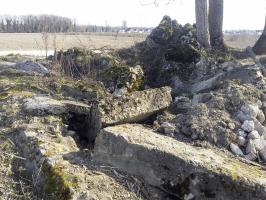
23 86 172 143
2 15 266 199
100 86 172 126
94 124 266 200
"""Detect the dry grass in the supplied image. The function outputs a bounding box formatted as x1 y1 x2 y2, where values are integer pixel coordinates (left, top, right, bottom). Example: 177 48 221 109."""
0 33 147 51
0 32 260 52
224 34 259 50
0 130 35 199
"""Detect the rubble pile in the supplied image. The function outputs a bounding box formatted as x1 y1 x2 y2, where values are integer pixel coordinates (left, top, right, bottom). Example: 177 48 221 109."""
57 47 145 92
2 16 266 199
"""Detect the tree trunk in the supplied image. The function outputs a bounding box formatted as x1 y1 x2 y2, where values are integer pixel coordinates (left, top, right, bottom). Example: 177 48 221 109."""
253 16 266 55
209 0 225 50
195 0 210 48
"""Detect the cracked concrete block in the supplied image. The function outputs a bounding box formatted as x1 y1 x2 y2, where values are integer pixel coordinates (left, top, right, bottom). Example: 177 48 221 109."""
94 124 266 200
100 87 172 126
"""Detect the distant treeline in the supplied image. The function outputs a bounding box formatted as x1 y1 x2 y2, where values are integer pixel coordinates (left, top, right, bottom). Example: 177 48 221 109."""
0 15 75 33
0 15 126 33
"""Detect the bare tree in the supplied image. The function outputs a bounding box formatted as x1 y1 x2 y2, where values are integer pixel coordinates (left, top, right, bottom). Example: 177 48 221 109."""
253 16 266 55
209 0 225 50
42 32 50 60
195 0 210 48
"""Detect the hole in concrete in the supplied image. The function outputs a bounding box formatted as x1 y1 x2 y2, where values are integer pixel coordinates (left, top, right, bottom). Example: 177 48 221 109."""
64 108 102 149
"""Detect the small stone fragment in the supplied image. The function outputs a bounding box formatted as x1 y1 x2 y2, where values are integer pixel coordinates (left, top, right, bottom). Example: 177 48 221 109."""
259 146 266 162
257 110 265 124
191 133 198 140
113 87 127 97
237 110 251 123
237 130 247 137
184 193 194 200
240 104 259 119
246 140 257 154
227 122 235 130
237 136 246 146
241 120 255 133
230 143 243 156
161 122 175 135
253 139 266 151
248 130 260 140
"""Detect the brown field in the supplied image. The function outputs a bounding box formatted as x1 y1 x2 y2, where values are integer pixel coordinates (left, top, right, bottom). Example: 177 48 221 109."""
0 32 260 51
224 34 259 49
0 33 147 51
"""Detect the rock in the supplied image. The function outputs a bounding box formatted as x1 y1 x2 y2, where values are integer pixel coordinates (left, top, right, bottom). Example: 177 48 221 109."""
253 119 266 138
23 96 91 115
113 87 127 97
169 96 191 114
253 139 266 151
171 104 237 147
237 110 251 123
246 140 257 154
237 136 246 146
184 193 194 200
14 61 49 75
257 110 265 123
248 130 260 140
259 146 266 162
94 124 266 200
160 122 175 135
227 122 235 130
240 104 259 119
238 130 247 137
23 96 66 115
241 120 255 133
230 143 244 156
100 87 172 126
191 72 225 94
191 133 198 140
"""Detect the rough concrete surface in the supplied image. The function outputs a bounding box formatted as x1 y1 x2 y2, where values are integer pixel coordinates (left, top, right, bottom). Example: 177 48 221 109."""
94 124 266 200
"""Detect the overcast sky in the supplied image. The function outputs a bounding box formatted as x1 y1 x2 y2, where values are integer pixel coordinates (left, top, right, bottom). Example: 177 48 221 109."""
0 0 265 30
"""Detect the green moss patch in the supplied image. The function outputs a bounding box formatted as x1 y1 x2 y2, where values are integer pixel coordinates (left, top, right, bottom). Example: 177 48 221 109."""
44 163 80 200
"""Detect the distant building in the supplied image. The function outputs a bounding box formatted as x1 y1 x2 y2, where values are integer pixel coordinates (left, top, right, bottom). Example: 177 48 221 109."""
224 30 263 35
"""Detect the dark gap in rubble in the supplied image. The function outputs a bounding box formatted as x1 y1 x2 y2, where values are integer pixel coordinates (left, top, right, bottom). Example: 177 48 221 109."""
64 109 102 149
137 112 160 126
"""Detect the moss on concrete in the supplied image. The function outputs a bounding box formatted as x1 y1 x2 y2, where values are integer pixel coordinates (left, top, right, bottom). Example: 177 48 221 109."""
44 163 80 200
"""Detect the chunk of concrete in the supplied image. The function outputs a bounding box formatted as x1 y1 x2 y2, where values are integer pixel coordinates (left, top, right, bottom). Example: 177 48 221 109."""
100 87 172 126
14 61 49 75
23 96 101 143
94 124 266 200
191 72 225 93
23 96 91 115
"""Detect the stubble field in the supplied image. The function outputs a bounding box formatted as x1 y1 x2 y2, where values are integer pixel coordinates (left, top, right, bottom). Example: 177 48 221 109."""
0 32 260 53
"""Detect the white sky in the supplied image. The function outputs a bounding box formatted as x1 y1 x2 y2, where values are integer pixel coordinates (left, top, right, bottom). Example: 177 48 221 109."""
0 0 265 30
